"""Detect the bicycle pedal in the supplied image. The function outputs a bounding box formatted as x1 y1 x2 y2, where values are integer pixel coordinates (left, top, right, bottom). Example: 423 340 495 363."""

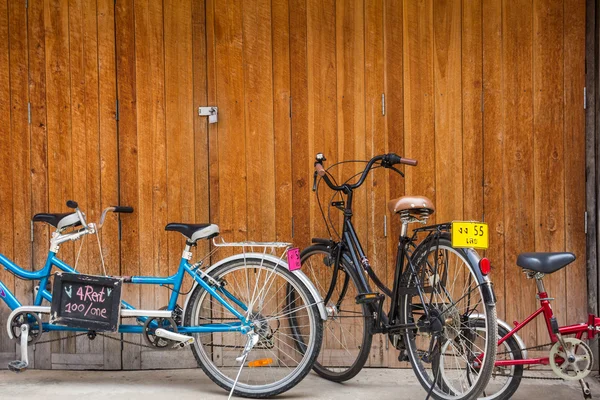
355 292 384 304
7 360 28 373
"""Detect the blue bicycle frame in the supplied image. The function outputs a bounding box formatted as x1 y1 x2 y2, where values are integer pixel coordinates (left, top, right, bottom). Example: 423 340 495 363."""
0 250 251 335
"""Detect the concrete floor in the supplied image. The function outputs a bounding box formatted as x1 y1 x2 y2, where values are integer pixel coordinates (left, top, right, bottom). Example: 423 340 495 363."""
0 368 598 399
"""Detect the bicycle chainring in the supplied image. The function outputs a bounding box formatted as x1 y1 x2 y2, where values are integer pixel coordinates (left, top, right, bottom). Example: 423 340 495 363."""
549 337 593 381
10 311 42 346
143 317 178 349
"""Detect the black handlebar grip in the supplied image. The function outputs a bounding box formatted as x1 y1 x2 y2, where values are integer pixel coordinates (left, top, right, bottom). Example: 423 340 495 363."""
387 153 402 165
113 206 134 214
66 200 79 209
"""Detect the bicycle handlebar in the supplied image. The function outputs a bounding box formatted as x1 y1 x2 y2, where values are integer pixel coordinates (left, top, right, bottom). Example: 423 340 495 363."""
314 153 417 192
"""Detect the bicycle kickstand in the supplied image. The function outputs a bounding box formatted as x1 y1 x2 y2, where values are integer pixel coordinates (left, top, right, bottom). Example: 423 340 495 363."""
579 379 592 399
8 324 29 373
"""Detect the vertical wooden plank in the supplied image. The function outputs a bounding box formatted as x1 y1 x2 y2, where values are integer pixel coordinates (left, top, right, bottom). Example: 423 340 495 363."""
165 0 195 272
403 0 435 223
68 0 104 358
272 0 293 242
9 0 32 320
45 0 76 356
214 0 247 252
502 0 536 345
134 0 167 326
336 0 366 251
433 0 462 224
115 0 141 369
0 0 15 359
28 0 51 369
533 0 565 339
307 0 336 240
365 0 387 368
384 0 404 368
243 0 275 242
192 0 210 255
206 0 220 238
462 0 483 222
563 0 586 325
482 0 506 320
290 0 310 249
97 0 121 370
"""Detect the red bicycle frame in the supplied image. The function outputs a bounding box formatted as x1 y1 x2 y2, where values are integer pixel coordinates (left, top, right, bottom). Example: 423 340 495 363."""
493 286 600 367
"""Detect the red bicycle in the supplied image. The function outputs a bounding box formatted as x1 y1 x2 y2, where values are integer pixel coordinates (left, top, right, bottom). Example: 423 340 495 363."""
445 252 595 399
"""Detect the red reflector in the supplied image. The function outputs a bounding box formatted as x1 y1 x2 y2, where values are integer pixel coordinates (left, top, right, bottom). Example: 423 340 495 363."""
479 258 491 275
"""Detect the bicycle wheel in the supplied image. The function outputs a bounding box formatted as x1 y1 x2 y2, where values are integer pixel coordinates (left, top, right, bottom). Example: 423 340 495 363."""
399 234 497 400
288 244 372 382
184 256 323 398
475 319 523 400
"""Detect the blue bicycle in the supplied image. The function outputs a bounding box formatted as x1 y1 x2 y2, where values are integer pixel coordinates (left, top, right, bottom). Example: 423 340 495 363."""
0 200 325 398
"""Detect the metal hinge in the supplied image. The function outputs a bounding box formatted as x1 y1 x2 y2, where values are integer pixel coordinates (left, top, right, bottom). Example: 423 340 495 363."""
381 93 386 116
585 211 588 234
198 106 218 124
115 100 119 121
383 215 387 237
584 87 587 109
27 103 31 124
30 221 34 242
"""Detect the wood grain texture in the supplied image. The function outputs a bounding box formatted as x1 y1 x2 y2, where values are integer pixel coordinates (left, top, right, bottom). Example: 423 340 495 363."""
482 0 506 320
533 0 565 339
28 0 51 369
115 0 141 369
403 0 436 223
563 0 587 325
243 0 275 243
0 0 14 357
502 0 536 345
97 0 121 370
462 0 483 222
433 0 463 223
365 0 387 368
272 0 293 242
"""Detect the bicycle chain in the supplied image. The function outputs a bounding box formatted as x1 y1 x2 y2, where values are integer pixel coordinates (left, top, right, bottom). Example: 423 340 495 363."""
493 342 564 381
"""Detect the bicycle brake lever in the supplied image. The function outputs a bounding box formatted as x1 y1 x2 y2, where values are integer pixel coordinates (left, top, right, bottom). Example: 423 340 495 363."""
312 171 318 192
388 165 404 177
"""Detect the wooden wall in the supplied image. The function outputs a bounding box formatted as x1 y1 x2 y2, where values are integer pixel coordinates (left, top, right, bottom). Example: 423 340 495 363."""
0 0 587 370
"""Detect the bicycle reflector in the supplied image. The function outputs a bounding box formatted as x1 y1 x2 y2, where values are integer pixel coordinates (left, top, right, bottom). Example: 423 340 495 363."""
479 258 491 275
248 358 273 368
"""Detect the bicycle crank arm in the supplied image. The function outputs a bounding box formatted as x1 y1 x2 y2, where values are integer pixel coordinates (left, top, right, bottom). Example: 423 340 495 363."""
154 329 195 348
8 324 29 373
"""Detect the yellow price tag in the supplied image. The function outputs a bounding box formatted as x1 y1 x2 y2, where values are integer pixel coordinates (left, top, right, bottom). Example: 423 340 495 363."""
451 221 489 249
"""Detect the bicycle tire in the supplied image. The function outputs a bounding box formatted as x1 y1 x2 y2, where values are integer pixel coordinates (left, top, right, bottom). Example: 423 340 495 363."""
399 235 498 400
287 244 372 382
184 256 323 398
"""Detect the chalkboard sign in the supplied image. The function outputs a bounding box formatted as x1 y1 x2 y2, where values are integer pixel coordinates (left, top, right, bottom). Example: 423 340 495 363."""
50 272 123 332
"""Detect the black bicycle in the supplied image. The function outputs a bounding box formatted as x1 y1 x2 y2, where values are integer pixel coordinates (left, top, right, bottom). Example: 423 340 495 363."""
288 153 498 400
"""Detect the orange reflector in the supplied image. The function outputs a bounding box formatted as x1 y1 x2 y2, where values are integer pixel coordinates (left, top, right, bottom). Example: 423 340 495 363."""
248 358 273 368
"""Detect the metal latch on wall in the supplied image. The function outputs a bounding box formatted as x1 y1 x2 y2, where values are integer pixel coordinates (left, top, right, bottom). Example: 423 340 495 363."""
198 107 218 124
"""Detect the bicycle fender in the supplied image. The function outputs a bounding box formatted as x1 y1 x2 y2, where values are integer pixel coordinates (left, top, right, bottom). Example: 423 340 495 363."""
182 253 328 321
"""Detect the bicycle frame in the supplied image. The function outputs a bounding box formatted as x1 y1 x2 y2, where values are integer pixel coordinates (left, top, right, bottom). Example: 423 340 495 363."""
0 249 250 335
493 286 600 367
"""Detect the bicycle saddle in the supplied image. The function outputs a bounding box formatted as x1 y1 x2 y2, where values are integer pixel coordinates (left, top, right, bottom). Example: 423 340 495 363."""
165 223 220 242
516 252 576 274
32 213 82 230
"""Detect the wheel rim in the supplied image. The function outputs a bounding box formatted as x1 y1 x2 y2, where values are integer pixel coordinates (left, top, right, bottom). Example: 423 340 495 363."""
404 244 492 399
440 323 515 400
300 250 368 376
189 260 317 394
